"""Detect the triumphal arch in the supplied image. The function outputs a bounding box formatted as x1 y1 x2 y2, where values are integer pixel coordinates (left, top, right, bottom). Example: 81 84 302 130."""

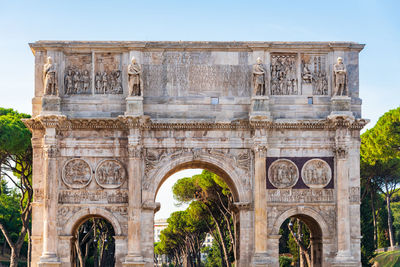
24 41 367 266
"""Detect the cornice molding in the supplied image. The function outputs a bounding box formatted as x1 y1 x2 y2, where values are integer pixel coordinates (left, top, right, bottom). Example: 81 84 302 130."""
22 116 369 131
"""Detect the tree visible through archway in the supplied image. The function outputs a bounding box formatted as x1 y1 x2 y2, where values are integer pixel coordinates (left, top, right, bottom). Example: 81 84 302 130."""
154 169 239 267
72 217 115 267
279 216 322 267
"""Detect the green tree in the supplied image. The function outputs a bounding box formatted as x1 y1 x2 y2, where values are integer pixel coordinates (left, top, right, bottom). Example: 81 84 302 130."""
361 107 400 248
0 108 32 267
173 170 237 267
360 185 375 266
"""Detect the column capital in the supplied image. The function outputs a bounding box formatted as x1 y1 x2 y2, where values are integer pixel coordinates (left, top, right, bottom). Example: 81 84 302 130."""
253 145 268 158
141 200 160 212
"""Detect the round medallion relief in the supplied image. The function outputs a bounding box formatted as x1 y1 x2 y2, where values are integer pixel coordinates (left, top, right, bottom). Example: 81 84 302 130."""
95 160 126 189
268 159 299 189
62 158 92 189
301 159 332 188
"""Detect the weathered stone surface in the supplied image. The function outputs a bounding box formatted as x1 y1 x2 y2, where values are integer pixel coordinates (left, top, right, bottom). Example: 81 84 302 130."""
25 41 366 267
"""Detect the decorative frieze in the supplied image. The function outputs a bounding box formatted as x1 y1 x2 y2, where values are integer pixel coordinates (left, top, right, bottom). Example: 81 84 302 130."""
94 70 123 94
64 68 91 95
301 54 328 95
58 189 128 204
267 189 334 203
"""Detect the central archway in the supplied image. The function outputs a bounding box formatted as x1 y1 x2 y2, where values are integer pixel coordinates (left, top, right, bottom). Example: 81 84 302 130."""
143 153 252 266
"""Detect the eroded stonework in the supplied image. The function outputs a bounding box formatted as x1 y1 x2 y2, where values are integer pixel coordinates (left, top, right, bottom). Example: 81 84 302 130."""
25 41 366 267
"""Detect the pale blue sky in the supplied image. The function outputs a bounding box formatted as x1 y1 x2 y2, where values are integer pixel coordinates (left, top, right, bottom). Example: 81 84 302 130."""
0 0 399 217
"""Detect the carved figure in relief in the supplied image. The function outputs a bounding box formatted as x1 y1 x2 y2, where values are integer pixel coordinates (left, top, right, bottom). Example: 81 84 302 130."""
82 70 90 93
95 160 126 189
268 159 299 188
112 70 123 94
333 57 348 96
43 56 57 95
128 56 142 96
95 72 102 93
301 60 313 83
62 159 92 189
64 69 74 95
73 71 81 94
252 57 267 96
301 159 332 188
102 72 108 94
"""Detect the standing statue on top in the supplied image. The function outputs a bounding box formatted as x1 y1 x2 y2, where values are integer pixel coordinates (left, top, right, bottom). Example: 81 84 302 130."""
252 57 267 96
43 56 58 96
128 56 142 96
333 57 348 96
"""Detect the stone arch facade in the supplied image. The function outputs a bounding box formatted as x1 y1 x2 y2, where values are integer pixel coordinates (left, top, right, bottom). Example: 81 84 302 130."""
25 41 367 267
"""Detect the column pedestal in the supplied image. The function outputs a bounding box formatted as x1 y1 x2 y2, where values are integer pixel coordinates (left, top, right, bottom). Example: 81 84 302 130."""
41 96 61 115
330 96 352 116
250 96 272 121
125 96 143 116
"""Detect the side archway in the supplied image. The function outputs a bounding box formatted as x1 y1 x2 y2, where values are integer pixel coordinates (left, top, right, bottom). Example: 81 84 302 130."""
272 207 329 267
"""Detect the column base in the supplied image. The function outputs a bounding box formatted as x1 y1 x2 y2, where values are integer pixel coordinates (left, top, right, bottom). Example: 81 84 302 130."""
38 253 61 267
123 254 146 267
332 251 358 266
252 252 274 266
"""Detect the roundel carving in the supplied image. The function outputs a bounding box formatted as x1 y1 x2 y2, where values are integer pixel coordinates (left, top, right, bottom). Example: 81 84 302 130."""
301 159 332 188
268 159 299 188
95 160 126 189
62 158 92 189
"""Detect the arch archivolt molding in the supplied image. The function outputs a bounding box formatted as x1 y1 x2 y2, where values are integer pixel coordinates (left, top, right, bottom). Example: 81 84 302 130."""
268 205 335 239
60 206 123 236
142 147 253 202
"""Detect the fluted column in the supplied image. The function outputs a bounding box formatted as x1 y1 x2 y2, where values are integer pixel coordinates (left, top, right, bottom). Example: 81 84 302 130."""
122 116 145 266
38 116 64 266
252 145 269 265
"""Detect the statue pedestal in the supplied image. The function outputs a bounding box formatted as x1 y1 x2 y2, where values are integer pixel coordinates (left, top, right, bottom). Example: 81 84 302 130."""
125 96 143 116
41 96 61 115
249 96 272 121
123 255 146 267
330 96 352 116
38 254 61 267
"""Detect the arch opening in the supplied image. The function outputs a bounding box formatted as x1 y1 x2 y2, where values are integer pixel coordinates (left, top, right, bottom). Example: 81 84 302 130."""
71 216 116 267
152 163 242 267
154 160 241 202
278 214 323 267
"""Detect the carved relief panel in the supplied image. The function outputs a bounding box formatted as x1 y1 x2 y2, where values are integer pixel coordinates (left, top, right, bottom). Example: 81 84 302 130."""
95 159 127 189
270 54 298 95
62 158 92 189
301 54 328 95
301 159 332 188
94 53 123 94
268 159 299 188
64 53 92 95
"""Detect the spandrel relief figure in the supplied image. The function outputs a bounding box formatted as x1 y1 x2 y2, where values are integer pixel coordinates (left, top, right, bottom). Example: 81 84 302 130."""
43 56 58 96
128 56 142 96
333 57 348 96
252 57 267 96
64 69 74 95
